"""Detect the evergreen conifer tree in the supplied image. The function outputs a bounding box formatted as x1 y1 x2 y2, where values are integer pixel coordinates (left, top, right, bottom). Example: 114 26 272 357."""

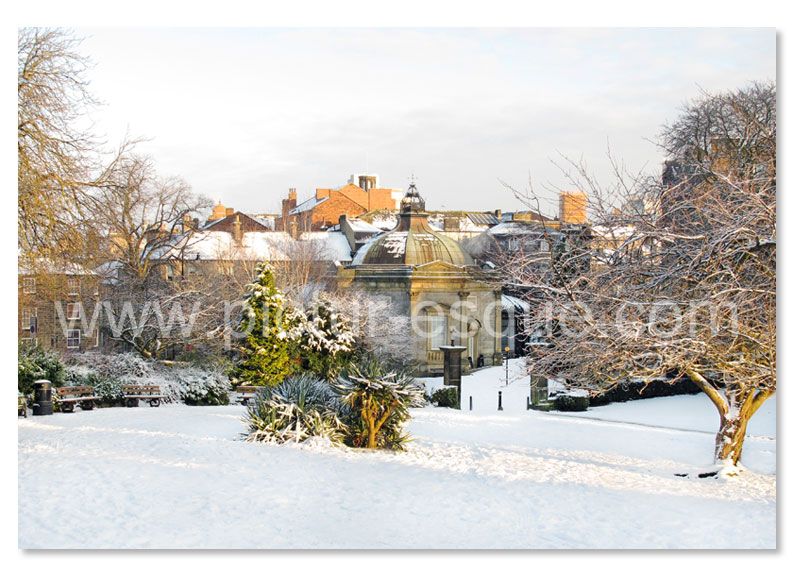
234 263 298 387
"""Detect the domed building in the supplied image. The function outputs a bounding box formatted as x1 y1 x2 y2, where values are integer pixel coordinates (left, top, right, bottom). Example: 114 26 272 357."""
338 182 503 376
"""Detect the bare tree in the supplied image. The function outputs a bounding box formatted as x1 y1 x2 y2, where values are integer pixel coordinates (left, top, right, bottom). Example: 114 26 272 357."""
267 235 333 307
504 82 775 471
17 27 137 266
319 289 414 369
88 155 212 358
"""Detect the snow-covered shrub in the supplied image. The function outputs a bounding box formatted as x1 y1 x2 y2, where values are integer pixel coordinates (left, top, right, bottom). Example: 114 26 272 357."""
430 386 459 409
553 392 589 412
333 359 425 450
68 352 154 382
243 374 346 444
18 344 65 395
168 365 230 406
65 352 231 405
294 295 356 380
90 375 126 405
63 366 125 405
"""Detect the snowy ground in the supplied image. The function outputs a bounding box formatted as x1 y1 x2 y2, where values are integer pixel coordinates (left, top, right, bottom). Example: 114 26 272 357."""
18 364 775 549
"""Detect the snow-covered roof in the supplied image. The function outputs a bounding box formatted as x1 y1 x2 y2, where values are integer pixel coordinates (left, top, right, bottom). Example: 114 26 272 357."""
369 213 398 231
18 259 97 276
466 212 501 226
426 214 492 233
501 294 529 313
154 230 351 262
248 215 275 229
173 231 287 261
301 231 353 262
590 225 636 239
345 218 381 233
289 195 329 215
488 221 546 236
350 234 381 266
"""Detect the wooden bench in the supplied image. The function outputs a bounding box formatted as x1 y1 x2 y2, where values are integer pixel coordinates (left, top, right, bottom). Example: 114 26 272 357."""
54 386 101 413
235 385 262 405
122 385 165 407
18 393 27 418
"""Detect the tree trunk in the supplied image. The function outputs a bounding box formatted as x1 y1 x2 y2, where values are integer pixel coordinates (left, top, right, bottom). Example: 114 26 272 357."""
685 368 773 469
366 424 378 449
714 414 750 465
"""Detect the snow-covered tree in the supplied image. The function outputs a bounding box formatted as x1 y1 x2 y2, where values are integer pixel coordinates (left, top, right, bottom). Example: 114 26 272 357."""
294 295 356 380
503 82 775 472
233 263 300 387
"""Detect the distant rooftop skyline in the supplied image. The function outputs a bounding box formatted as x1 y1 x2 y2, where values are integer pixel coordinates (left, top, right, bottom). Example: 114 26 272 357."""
73 27 775 217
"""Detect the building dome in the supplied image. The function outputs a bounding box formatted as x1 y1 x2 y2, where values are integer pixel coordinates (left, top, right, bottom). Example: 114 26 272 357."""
353 182 475 267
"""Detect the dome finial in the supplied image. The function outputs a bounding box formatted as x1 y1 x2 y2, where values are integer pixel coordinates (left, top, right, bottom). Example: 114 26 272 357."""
401 174 425 214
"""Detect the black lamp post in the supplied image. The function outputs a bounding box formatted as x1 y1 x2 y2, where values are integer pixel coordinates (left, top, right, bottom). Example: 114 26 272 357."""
504 346 510 386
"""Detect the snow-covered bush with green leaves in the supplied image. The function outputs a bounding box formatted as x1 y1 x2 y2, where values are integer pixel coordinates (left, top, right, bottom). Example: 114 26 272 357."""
171 365 230 405
294 295 356 379
64 366 125 405
18 344 65 395
243 373 346 444
65 353 231 405
430 386 459 409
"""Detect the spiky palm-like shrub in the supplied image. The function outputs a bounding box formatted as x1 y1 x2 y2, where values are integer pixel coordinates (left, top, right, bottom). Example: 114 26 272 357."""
243 373 346 444
333 360 425 450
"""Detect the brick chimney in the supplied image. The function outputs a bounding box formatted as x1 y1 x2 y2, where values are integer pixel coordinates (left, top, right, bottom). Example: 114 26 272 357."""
233 214 242 243
281 188 298 229
559 191 587 224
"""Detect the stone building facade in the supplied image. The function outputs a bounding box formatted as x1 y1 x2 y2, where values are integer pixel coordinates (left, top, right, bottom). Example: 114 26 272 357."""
337 183 502 376
18 264 102 354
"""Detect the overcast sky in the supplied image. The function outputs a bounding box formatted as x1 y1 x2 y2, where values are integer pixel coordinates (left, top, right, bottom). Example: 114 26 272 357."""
74 27 775 217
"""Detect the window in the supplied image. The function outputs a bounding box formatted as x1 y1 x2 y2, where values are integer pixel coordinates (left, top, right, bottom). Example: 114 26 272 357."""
427 315 447 350
165 264 174 281
508 237 520 252
66 302 81 320
21 308 38 332
67 277 80 295
540 240 550 251
20 337 37 347
23 278 36 294
67 330 81 349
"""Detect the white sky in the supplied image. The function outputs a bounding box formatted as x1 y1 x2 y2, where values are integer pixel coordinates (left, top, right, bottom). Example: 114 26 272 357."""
70 26 775 216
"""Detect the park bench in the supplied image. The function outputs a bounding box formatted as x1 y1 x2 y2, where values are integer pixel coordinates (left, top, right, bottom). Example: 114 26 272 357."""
235 385 261 405
122 385 165 407
18 393 27 418
54 386 101 413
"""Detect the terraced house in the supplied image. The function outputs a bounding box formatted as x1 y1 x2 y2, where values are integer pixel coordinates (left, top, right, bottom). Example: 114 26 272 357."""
18 261 102 353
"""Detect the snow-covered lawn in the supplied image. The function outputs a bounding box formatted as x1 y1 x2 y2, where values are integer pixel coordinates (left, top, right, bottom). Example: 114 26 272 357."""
18 365 775 549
